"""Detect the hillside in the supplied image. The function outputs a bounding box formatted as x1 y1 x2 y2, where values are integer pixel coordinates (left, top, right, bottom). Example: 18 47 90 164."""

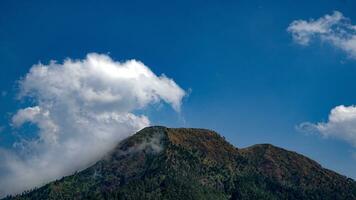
4 126 356 200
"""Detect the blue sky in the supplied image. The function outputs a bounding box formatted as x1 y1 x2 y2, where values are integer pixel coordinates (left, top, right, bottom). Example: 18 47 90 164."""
0 0 356 188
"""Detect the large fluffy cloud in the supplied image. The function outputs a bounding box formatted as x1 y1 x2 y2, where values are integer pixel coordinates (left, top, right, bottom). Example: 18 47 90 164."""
287 11 356 58
0 53 185 197
298 105 356 147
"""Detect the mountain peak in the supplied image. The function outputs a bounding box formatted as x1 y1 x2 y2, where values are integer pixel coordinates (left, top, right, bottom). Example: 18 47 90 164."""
5 127 356 200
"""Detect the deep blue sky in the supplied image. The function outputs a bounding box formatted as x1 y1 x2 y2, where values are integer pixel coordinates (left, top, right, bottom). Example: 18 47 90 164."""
0 0 355 178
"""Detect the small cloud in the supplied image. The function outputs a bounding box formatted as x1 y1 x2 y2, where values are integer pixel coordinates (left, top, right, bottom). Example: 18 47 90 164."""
119 132 164 156
287 11 356 59
187 88 193 96
297 105 356 147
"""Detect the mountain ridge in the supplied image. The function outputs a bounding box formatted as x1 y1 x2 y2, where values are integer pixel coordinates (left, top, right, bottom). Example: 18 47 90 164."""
4 126 356 200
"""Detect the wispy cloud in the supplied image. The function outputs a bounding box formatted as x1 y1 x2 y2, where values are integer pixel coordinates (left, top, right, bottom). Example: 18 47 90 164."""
287 11 356 59
0 53 185 197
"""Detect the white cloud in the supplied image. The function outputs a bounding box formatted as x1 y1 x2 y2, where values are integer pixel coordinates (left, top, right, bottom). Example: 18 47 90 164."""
297 105 356 147
287 11 356 58
0 53 185 197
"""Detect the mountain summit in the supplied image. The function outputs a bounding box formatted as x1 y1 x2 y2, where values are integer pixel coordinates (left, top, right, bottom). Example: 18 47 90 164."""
5 126 356 200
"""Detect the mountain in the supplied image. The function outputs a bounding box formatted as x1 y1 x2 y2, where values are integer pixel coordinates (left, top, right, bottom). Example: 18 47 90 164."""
4 126 356 200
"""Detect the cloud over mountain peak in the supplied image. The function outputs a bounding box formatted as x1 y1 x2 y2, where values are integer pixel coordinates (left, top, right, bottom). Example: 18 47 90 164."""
0 53 185 197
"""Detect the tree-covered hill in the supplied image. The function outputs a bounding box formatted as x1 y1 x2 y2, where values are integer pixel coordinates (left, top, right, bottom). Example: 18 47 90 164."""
4 126 356 200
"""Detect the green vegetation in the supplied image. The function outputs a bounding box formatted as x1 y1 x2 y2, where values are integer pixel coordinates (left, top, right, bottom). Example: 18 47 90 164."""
4 126 356 200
